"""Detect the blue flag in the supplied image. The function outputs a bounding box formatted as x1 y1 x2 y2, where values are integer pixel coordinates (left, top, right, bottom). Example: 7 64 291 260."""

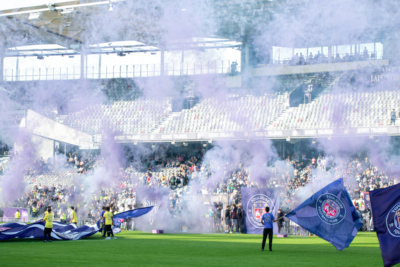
241 187 281 234
285 178 362 250
113 206 154 227
370 183 400 267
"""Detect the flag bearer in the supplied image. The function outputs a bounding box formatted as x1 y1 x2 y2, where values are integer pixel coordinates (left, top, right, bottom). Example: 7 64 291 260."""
41 207 54 242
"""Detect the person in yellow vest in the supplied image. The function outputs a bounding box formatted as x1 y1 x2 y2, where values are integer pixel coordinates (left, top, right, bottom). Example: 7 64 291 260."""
14 210 20 221
61 212 67 224
41 207 53 242
32 206 37 218
103 207 116 240
70 206 78 226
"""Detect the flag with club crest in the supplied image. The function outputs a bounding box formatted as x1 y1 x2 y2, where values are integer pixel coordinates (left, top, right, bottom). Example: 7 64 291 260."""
370 183 400 267
285 178 363 250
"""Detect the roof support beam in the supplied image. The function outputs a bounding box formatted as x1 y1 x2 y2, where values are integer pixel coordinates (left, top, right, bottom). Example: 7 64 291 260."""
81 46 85 80
0 18 81 49
0 44 5 82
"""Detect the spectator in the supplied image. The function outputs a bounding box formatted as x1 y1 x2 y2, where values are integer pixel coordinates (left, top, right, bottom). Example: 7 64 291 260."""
391 109 396 125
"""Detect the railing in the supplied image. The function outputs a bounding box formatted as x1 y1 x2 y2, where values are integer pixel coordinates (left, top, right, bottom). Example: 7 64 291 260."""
3 60 240 81
270 52 383 67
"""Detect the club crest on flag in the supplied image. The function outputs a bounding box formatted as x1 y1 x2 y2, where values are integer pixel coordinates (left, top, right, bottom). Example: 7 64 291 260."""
386 202 400 237
317 193 346 225
0 227 10 232
246 194 274 228
253 203 265 220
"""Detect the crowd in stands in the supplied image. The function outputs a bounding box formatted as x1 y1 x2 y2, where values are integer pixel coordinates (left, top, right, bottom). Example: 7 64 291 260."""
2 143 399 233
289 47 377 66
0 140 9 156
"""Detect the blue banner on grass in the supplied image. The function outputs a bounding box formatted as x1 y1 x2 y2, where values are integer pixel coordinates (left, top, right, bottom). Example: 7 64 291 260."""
240 187 280 234
0 220 100 241
113 206 154 227
370 183 400 267
285 178 362 251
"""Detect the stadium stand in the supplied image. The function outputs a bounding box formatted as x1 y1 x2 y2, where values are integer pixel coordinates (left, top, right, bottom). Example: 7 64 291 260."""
24 169 77 192
161 94 289 133
272 90 400 129
0 157 10 176
62 99 172 135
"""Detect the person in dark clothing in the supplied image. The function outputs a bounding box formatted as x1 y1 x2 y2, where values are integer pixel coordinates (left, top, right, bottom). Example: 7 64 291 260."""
261 207 277 251
230 205 238 233
237 204 244 233
100 206 106 237
224 205 231 233
277 209 284 233
214 205 222 233
391 109 396 125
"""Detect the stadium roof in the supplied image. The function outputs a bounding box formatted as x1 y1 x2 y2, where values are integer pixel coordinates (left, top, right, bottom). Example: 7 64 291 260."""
0 0 242 57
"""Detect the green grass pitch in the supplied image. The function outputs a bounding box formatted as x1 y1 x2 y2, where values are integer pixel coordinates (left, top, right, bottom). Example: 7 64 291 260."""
0 232 388 267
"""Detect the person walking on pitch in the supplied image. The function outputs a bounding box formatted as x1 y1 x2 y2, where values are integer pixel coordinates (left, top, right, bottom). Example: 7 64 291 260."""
41 207 54 242
70 206 78 226
261 207 277 251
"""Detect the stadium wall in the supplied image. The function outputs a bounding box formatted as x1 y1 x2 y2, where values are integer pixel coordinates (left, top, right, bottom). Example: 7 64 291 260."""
30 135 54 160
26 109 92 147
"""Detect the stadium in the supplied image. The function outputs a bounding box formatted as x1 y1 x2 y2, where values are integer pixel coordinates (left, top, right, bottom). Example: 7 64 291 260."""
0 0 399 266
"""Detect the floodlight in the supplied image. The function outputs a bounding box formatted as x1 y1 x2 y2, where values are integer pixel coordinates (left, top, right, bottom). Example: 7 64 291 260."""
151 52 156 55
60 8 74 14
37 55 44 60
48 4 56 12
109 0 113 11
69 56 74 58
28 12 40 20
117 52 126 57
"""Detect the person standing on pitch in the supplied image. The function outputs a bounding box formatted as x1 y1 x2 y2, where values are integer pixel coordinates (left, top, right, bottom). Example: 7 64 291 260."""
41 207 53 242
103 207 116 240
14 209 20 222
100 206 106 237
237 204 244 233
61 211 66 224
70 206 78 226
261 207 277 251
224 205 231 233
